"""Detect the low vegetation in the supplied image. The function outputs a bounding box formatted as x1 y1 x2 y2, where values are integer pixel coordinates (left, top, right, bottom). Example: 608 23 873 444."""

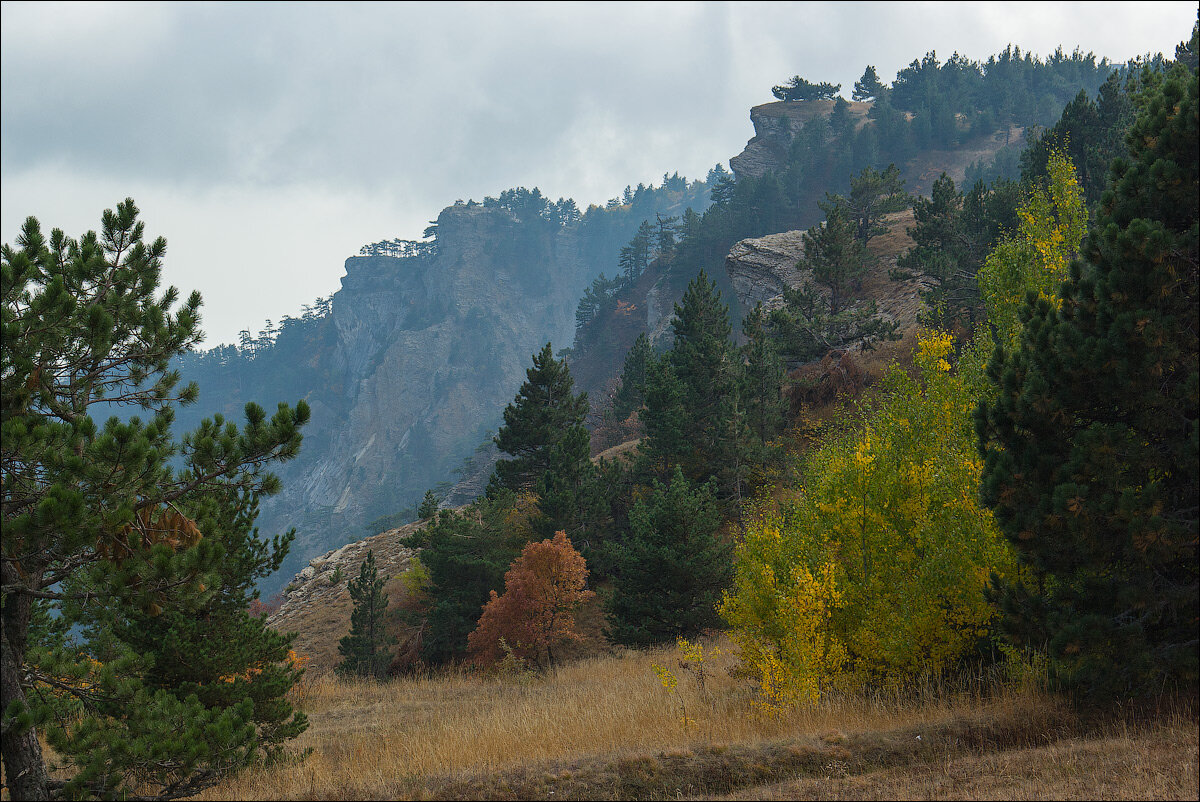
196 637 1197 800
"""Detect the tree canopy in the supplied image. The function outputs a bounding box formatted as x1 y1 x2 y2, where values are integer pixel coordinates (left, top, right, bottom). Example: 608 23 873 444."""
1 200 310 800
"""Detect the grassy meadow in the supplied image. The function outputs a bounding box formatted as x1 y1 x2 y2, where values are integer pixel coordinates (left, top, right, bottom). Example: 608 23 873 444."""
197 636 1198 800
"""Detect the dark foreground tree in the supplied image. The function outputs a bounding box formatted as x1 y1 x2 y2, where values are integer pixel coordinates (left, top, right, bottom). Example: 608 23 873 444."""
976 67 1198 699
1 200 310 799
415 492 528 666
337 550 394 678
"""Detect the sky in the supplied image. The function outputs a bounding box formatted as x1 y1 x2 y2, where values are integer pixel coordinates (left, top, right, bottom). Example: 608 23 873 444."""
2 1 1195 347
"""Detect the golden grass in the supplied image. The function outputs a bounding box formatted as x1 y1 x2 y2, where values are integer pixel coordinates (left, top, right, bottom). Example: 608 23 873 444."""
189 635 1200 801
712 713 1200 800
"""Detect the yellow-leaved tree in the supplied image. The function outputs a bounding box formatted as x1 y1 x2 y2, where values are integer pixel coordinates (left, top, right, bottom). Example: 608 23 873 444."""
977 148 1088 348
720 330 1014 711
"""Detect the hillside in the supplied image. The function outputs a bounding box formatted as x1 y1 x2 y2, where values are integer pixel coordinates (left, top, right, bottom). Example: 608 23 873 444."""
567 102 1017 404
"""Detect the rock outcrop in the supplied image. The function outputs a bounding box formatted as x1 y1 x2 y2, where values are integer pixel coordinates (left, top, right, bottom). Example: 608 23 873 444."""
723 209 931 346
267 520 421 675
729 100 872 180
724 229 809 311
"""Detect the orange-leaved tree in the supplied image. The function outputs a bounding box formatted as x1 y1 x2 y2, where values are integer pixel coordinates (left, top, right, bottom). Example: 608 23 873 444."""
468 531 595 669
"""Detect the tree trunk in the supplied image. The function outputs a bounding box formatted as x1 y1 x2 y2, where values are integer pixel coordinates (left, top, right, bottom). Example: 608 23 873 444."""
1 587 50 801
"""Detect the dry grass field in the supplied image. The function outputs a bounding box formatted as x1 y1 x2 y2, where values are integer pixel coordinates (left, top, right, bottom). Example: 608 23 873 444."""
196 636 1198 801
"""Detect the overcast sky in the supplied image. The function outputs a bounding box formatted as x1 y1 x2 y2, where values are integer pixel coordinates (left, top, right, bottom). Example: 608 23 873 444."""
3 1 1195 347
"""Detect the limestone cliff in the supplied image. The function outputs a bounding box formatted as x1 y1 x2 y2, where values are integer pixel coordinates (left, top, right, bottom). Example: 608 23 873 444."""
254 204 592 588
175 188 708 594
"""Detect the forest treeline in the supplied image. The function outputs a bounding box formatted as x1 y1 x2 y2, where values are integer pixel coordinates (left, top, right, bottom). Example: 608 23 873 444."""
1 27 1195 801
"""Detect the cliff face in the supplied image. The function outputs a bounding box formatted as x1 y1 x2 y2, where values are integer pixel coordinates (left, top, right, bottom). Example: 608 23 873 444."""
254 204 592 587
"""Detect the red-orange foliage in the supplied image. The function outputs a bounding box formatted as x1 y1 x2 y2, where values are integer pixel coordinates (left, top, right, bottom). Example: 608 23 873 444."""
468 531 595 669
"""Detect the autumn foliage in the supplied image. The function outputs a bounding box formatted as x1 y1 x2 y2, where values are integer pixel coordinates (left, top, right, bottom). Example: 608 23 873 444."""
468 531 595 669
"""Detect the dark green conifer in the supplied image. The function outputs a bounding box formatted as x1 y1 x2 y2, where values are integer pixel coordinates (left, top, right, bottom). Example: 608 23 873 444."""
491 343 588 495
604 468 732 646
639 358 689 478
852 65 885 101
418 493 526 666
337 550 394 678
611 332 655 420
1 200 310 800
976 67 1199 699
532 426 607 547
827 164 909 245
418 489 439 520
739 303 787 446
651 269 739 487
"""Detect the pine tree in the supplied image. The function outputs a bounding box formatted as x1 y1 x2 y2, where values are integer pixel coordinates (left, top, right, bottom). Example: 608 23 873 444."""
768 201 900 365
418 492 528 666
611 332 655 420
852 65 885 101
532 426 607 548
111 482 308 766
491 343 588 494
893 173 1015 331
605 468 733 646
800 205 867 314
976 67 1199 698
1 200 310 800
639 358 689 478
638 270 742 495
827 164 909 245
829 96 855 140
739 303 787 447
418 489 439 520
337 550 394 678
771 76 841 102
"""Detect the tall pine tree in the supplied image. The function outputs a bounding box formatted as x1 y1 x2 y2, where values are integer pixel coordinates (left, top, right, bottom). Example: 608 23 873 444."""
604 467 733 646
642 269 739 489
976 66 1198 699
337 550 394 678
490 342 588 495
1 200 310 800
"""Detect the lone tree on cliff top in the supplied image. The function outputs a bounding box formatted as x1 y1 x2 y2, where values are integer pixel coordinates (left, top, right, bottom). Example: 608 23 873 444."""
772 76 842 102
